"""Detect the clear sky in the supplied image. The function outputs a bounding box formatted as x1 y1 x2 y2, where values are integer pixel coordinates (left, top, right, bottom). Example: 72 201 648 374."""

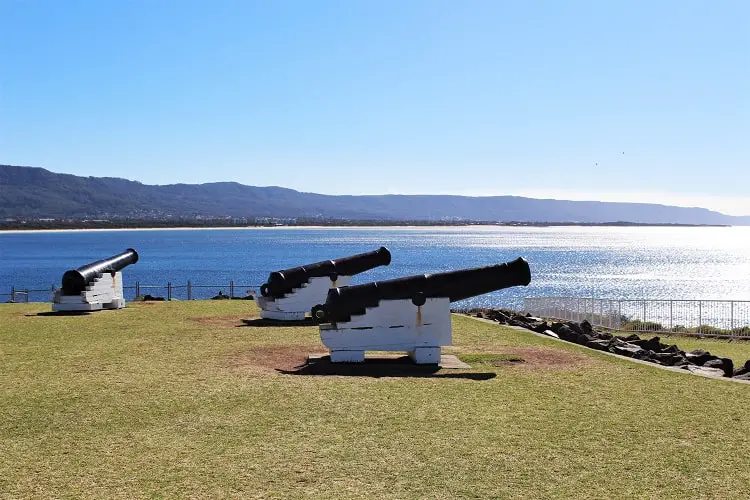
1 1 748 214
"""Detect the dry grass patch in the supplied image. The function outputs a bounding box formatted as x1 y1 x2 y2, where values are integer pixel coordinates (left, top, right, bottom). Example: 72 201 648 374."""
459 347 589 370
227 344 321 373
191 314 253 327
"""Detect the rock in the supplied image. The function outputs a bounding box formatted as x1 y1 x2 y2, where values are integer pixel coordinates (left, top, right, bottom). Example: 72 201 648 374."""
683 365 726 378
685 349 716 366
486 310 509 323
597 330 614 341
543 329 559 339
631 336 663 352
509 319 532 329
617 334 641 342
556 325 581 343
685 349 715 366
513 314 532 323
672 357 690 367
606 337 629 348
633 349 656 362
580 319 595 336
138 294 165 301
703 358 734 377
568 322 584 335
651 352 688 366
475 312 484 318
530 321 551 333
580 332 600 344
585 339 611 351
733 372 750 381
211 291 230 300
609 343 645 358
662 344 683 355
550 322 566 333
733 360 750 377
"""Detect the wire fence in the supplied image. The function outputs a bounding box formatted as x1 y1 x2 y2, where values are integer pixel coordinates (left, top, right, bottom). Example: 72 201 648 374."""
523 296 750 338
0 281 262 303
6 284 750 339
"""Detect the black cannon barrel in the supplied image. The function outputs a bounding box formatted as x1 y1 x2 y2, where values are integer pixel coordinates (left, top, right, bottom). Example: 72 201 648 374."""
312 257 531 324
61 248 139 295
260 246 392 298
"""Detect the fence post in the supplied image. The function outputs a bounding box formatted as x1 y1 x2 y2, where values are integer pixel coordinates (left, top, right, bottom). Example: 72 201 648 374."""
135 281 140 297
731 301 735 332
230 280 235 299
25 289 29 302
642 301 646 324
10 286 15 303
168 282 172 301
669 300 673 330
187 280 192 301
698 300 702 334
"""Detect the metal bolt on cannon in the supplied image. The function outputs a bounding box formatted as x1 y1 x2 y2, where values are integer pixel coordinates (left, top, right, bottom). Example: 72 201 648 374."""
311 257 532 364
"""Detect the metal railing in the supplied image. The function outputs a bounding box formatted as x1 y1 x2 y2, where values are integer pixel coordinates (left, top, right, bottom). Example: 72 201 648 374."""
1 281 262 303
524 296 750 338
0 286 57 303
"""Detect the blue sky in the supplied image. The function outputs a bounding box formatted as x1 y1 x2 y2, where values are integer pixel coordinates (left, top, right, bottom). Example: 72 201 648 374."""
1 1 748 214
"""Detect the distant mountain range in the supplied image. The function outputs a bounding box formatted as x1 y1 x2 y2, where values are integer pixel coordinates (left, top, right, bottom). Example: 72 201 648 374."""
2 164 748 225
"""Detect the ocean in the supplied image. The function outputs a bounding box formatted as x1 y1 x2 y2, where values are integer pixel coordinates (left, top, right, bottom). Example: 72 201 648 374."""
1 226 750 308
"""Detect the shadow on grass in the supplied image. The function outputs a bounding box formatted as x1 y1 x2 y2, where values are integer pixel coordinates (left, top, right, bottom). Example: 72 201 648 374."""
277 355 496 380
238 318 317 327
26 311 90 317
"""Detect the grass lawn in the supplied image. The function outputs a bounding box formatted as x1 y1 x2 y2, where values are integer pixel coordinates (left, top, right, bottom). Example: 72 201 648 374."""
2 300 750 499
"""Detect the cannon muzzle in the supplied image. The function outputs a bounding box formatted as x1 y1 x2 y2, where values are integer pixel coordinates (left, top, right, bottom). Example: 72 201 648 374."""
260 247 391 298
61 248 139 295
312 257 531 324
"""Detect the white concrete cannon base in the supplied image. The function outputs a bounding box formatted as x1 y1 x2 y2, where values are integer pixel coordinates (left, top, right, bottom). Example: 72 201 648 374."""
320 297 451 364
257 275 351 321
52 272 126 312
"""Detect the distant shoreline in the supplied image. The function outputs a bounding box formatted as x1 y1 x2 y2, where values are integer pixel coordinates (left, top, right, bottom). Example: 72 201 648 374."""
0 223 733 234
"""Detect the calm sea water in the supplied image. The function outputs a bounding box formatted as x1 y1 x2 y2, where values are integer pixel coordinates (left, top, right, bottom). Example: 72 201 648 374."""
1 226 750 307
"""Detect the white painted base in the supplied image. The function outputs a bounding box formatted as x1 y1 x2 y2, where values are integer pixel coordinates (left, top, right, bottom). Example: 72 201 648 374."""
259 309 306 321
52 272 126 312
52 302 104 312
330 350 366 363
320 298 451 364
258 275 351 321
409 347 441 364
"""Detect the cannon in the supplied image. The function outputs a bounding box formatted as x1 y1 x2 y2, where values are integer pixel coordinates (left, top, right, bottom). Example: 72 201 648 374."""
256 247 392 320
311 257 531 363
52 248 139 312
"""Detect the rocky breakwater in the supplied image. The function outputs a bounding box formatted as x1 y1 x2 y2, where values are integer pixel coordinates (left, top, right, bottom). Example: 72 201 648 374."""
468 309 750 381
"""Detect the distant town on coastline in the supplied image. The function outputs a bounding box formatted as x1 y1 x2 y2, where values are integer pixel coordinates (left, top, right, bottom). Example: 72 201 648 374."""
2 164 748 229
